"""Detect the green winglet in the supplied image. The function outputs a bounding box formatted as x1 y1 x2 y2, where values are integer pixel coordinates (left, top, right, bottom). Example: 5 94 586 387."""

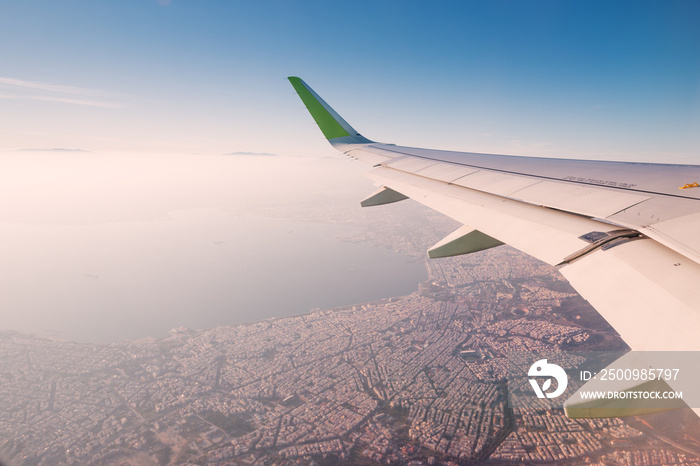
287 77 351 140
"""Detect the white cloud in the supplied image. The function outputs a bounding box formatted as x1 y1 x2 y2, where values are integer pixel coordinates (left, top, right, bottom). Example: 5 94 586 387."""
0 77 125 108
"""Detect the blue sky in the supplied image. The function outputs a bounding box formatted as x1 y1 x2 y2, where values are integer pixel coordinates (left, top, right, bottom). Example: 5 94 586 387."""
1 0 699 161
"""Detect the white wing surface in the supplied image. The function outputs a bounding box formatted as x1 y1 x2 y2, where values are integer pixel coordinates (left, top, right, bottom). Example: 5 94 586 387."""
288 77 700 417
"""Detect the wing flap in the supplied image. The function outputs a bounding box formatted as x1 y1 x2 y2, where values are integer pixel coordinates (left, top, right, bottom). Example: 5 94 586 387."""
641 212 700 265
560 237 700 352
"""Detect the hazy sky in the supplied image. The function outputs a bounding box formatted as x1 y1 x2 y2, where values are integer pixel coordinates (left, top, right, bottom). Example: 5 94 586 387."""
1 0 699 161
1 0 700 340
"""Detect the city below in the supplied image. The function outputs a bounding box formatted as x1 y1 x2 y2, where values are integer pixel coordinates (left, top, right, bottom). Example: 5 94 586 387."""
2 242 700 465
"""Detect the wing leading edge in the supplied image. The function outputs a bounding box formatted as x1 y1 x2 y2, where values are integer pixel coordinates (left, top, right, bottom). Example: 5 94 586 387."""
288 77 700 418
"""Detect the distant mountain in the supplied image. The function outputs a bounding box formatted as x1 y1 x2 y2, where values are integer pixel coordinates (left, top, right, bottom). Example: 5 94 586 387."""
19 148 89 153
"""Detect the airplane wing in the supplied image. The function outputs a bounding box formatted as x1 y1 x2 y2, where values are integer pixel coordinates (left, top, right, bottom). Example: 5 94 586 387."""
288 77 700 417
